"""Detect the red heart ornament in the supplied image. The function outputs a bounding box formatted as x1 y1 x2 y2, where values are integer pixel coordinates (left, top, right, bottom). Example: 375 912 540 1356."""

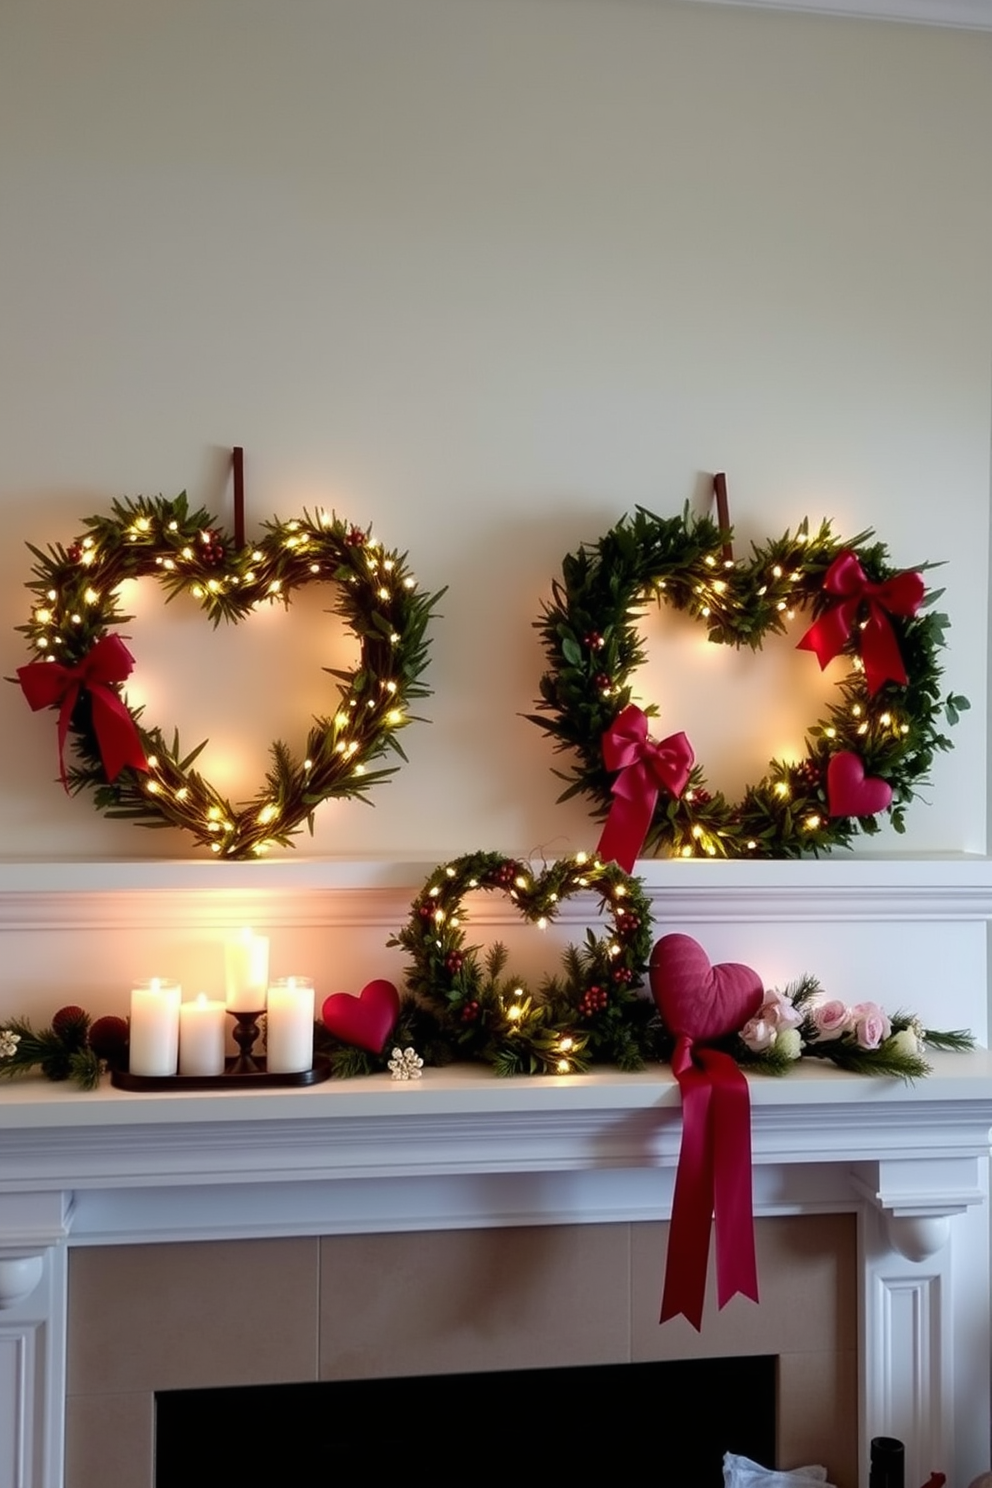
826 750 893 818
650 934 763 1044
321 979 400 1054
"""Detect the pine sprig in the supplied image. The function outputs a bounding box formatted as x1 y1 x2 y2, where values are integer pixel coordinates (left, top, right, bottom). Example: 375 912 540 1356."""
530 504 964 859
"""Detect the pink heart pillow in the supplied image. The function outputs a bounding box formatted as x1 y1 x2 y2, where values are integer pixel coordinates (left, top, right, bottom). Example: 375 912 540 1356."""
650 934 763 1044
321 979 400 1054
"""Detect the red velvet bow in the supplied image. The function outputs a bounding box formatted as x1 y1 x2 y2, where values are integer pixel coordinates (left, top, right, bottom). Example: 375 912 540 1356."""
597 704 694 872
796 550 924 696
660 1037 758 1330
17 633 149 791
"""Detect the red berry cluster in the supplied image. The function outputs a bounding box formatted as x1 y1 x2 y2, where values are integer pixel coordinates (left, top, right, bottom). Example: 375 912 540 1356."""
615 909 641 936
792 759 821 790
688 787 712 806
583 631 605 650
67 542 83 563
612 966 634 986
594 673 612 691
198 529 225 565
490 860 519 887
346 526 367 547
444 952 464 975
418 901 433 920
460 1000 480 1023
578 984 608 1017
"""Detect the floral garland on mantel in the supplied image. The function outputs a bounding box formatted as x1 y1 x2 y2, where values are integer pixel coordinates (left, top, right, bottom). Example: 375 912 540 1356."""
529 506 968 861
15 493 443 858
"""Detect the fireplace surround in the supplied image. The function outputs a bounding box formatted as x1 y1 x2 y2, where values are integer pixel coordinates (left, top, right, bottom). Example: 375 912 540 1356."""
0 857 990 1488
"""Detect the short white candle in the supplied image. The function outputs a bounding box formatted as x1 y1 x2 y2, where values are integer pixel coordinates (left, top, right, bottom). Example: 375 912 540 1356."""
129 979 182 1078
266 977 315 1075
178 994 226 1077
225 928 269 1012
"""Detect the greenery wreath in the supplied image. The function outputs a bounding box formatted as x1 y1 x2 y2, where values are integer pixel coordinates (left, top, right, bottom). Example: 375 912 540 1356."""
16 493 442 858
530 506 967 860
381 850 658 1076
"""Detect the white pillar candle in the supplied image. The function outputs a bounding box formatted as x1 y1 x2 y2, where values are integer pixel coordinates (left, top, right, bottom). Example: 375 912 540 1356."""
129 979 182 1078
266 977 315 1075
178 994 226 1077
224 928 269 1012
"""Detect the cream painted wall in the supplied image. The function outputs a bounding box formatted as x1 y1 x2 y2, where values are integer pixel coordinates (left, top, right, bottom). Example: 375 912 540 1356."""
0 0 990 864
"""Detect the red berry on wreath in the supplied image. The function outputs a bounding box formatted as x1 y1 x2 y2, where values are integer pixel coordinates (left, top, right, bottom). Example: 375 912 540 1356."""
687 787 712 807
491 861 518 886
583 631 605 650
66 543 83 563
445 952 464 974
579 984 609 1017
198 529 225 565
594 673 612 691
612 967 633 985
461 1000 480 1023
418 902 433 919
346 526 367 547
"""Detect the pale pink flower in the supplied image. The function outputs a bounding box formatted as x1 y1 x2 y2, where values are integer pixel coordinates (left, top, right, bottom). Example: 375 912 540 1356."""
851 1001 892 1050
810 999 855 1042
760 987 803 1030
741 1015 777 1053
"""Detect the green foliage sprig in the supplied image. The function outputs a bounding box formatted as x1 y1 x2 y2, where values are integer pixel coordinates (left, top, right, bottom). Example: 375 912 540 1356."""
529 505 967 859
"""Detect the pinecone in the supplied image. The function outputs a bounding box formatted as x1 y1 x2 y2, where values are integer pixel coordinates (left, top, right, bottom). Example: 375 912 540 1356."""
88 1015 130 1068
51 1005 90 1045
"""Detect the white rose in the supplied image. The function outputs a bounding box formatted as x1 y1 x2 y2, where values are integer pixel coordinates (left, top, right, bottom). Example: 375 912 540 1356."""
776 1027 804 1061
889 1027 919 1059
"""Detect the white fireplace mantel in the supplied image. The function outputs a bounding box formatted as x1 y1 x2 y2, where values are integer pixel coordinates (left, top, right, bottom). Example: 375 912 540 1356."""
1 1053 991 1488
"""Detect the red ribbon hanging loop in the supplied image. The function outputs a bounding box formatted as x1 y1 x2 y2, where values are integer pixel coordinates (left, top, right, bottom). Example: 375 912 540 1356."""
596 704 694 872
796 549 924 696
17 633 150 791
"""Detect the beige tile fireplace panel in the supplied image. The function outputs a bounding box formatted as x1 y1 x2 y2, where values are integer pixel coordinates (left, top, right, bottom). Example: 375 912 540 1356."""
318 1223 631 1381
629 1215 857 1360
65 1391 153 1488
67 1237 320 1395
777 1348 858 1480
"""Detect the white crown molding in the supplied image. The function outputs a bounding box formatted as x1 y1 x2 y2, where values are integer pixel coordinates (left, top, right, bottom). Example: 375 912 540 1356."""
688 0 992 30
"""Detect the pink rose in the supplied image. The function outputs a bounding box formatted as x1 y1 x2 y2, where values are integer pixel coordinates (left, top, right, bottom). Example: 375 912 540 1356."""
851 1001 892 1050
741 1015 777 1053
761 987 803 1030
810 999 855 1042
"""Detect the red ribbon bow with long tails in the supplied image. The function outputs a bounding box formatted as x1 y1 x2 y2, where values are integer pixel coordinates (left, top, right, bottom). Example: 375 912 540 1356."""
17 633 149 791
796 550 924 696
596 704 694 872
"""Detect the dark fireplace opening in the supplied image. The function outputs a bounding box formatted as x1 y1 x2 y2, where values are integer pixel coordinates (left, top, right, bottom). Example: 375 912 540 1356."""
156 1356 776 1487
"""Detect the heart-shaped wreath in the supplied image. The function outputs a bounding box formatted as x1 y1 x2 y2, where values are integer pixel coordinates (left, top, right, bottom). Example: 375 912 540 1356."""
386 850 656 1075
16 493 442 858
529 506 967 860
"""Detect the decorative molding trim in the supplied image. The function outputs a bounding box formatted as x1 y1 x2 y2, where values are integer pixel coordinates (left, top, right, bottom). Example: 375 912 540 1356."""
688 0 992 32
1 859 991 930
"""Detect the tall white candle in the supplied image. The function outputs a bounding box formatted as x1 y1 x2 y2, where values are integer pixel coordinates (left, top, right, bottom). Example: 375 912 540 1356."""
224 928 269 1012
178 993 226 1077
266 977 315 1075
129 979 182 1077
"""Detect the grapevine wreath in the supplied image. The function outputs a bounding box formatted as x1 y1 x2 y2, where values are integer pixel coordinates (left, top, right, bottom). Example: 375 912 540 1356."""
16 493 442 858
530 506 968 862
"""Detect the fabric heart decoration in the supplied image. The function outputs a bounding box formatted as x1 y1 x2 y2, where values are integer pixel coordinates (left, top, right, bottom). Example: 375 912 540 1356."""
321 979 400 1055
649 932 763 1332
650 933 763 1044
826 751 893 818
